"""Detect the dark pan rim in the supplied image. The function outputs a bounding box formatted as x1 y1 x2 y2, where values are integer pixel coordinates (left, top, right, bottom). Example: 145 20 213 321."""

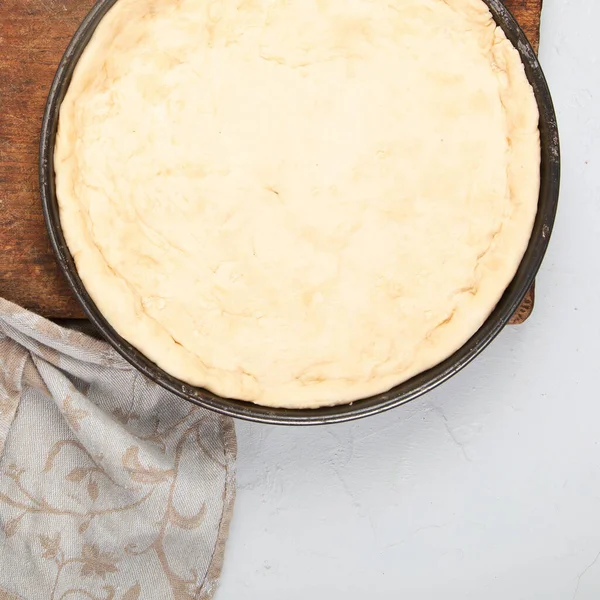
40 0 560 425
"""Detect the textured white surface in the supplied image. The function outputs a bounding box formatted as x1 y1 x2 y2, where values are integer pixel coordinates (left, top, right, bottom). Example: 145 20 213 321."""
219 1 600 598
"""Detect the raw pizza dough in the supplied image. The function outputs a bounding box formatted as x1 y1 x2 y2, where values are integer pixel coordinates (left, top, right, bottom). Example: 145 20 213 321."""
55 0 540 408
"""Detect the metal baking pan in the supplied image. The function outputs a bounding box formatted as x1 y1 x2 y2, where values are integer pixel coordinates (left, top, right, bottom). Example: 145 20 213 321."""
40 0 560 425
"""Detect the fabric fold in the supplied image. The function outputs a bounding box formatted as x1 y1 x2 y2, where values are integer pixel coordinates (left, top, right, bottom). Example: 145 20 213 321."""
0 298 236 600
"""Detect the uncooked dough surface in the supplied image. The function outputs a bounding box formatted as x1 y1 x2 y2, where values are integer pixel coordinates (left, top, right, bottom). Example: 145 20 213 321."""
55 0 540 408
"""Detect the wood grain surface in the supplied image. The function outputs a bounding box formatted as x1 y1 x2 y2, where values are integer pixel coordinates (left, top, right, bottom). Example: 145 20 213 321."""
0 0 542 319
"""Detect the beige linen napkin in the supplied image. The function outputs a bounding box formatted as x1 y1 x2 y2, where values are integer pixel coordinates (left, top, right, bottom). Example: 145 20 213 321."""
0 298 236 600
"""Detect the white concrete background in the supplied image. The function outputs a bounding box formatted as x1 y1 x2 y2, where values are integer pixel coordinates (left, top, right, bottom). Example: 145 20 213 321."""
218 1 600 598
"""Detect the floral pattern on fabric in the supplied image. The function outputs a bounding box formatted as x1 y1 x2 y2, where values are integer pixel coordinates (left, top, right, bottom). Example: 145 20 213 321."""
0 298 236 600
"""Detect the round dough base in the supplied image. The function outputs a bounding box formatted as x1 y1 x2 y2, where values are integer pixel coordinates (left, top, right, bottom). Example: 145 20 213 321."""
55 0 540 408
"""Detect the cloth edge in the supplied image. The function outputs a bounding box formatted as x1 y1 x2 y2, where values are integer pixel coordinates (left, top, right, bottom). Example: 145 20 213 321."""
196 415 238 600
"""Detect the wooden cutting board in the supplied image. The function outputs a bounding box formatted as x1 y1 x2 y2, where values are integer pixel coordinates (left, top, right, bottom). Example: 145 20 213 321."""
0 0 542 319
